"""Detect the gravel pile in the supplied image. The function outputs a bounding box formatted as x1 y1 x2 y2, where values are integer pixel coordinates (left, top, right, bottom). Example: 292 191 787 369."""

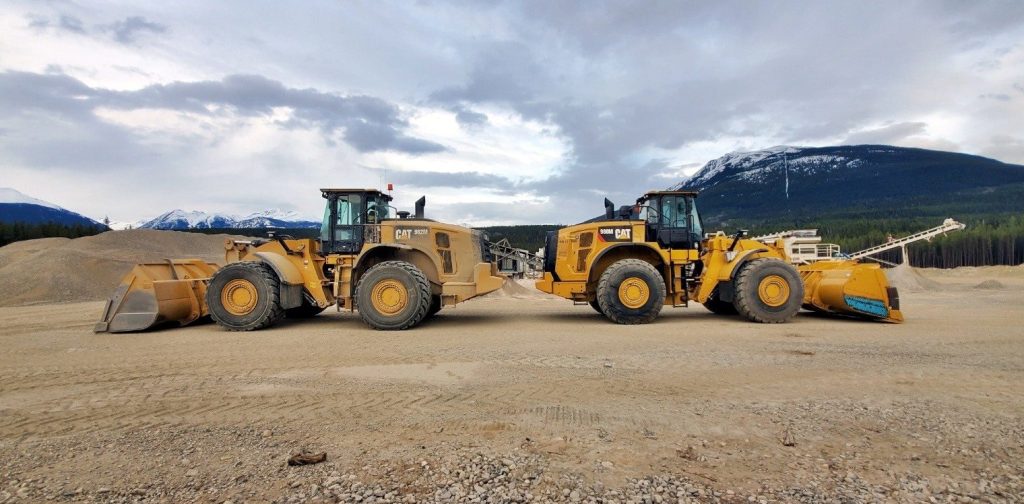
483 278 548 299
0 230 240 306
885 264 942 292
973 279 1006 290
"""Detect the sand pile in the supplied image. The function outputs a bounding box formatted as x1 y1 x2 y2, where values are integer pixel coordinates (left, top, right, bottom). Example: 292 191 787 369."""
919 265 1024 279
0 230 242 307
885 264 942 292
973 279 1006 290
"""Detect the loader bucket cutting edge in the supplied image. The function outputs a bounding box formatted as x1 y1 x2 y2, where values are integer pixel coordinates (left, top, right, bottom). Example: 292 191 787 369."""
798 260 904 323
94 260 220 333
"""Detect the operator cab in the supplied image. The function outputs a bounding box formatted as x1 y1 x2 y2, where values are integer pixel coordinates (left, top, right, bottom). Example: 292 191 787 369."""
637 190 703 249
320 189 393 254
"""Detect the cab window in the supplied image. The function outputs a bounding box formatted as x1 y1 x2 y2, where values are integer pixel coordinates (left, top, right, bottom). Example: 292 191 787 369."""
320 204 331 241
659 196 687 228
334 194 362 241
688 198 703 238
366 196 390 224
337 195 360 226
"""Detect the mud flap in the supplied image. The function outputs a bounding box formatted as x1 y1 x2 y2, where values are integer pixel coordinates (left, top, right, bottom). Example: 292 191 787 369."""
94 260 219 333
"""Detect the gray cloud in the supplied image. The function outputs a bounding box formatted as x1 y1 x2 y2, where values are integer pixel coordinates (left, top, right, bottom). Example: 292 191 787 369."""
454 107 489 129
0 72 173 170
28 14 86 34
105 16 167 44
5 0 1024 224
0 71 446 159
27 13 167 44
980 93 1012 102
842 122 929 145
366 167 515 192
422 0 1024 218
431 200 572 227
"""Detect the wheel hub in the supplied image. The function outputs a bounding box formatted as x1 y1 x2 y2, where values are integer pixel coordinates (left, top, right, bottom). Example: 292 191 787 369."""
222 279 259 315
617 277 650 309
370 279 408 315
757 274 790 307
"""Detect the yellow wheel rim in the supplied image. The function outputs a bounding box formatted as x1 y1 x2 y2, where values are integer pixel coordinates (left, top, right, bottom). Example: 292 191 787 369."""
222 279 259 316
617 276 650 309
370 279 408 315
757 274 790 307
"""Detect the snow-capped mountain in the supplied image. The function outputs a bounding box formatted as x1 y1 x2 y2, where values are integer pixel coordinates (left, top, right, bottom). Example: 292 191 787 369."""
106 219 148 231
673 145 877 191
139 209 318 229
669 145 1024 224
0 188 106 227
139 210 237 230
234 209 316 228
0 187 64 209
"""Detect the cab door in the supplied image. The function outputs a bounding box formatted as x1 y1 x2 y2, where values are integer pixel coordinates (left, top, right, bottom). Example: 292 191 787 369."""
656 195 693 249
320 193 365 254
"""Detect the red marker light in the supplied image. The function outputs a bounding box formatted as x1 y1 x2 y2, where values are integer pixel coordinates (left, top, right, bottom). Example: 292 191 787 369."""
387 183 394 191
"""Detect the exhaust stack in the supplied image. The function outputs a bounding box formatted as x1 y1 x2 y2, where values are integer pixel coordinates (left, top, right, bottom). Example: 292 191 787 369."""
604 198 615 220
415 196 426 219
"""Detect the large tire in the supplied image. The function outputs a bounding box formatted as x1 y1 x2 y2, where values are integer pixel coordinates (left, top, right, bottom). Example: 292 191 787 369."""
207 261 285 331
287 300 326 319
703 289 738 315
589 299 604 315
732 258 804 323
424 295 442 319
355 261 432 330
595 259 666 324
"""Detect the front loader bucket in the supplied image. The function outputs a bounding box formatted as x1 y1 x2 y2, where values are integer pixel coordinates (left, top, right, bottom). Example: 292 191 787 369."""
798 260 903 323
94 260 219 333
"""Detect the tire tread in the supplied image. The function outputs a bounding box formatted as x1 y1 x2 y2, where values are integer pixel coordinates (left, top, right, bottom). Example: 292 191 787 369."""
356 261 432 330
596 258 666 324
208 261 285 331
732 258 803 324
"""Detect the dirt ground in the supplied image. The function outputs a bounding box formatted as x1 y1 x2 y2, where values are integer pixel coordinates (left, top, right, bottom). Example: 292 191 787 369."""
1 270 1023 503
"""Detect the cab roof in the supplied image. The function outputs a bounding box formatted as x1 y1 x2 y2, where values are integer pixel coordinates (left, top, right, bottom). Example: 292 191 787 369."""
319 188 393 201
644 190 698 196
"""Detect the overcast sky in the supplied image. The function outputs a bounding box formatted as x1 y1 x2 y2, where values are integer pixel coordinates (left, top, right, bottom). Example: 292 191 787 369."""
1 1 1022 225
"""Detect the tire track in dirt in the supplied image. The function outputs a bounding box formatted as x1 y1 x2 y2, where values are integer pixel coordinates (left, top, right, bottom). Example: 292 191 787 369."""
0 377 678 438
0 344 767 439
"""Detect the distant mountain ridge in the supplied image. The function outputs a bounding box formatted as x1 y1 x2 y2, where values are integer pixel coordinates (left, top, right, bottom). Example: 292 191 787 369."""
0 188 105 227
140 209 319 229
670 145 1024 225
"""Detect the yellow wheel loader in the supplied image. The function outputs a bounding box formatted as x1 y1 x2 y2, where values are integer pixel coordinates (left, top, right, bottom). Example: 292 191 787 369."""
94 189 505 333
535 191 902 324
